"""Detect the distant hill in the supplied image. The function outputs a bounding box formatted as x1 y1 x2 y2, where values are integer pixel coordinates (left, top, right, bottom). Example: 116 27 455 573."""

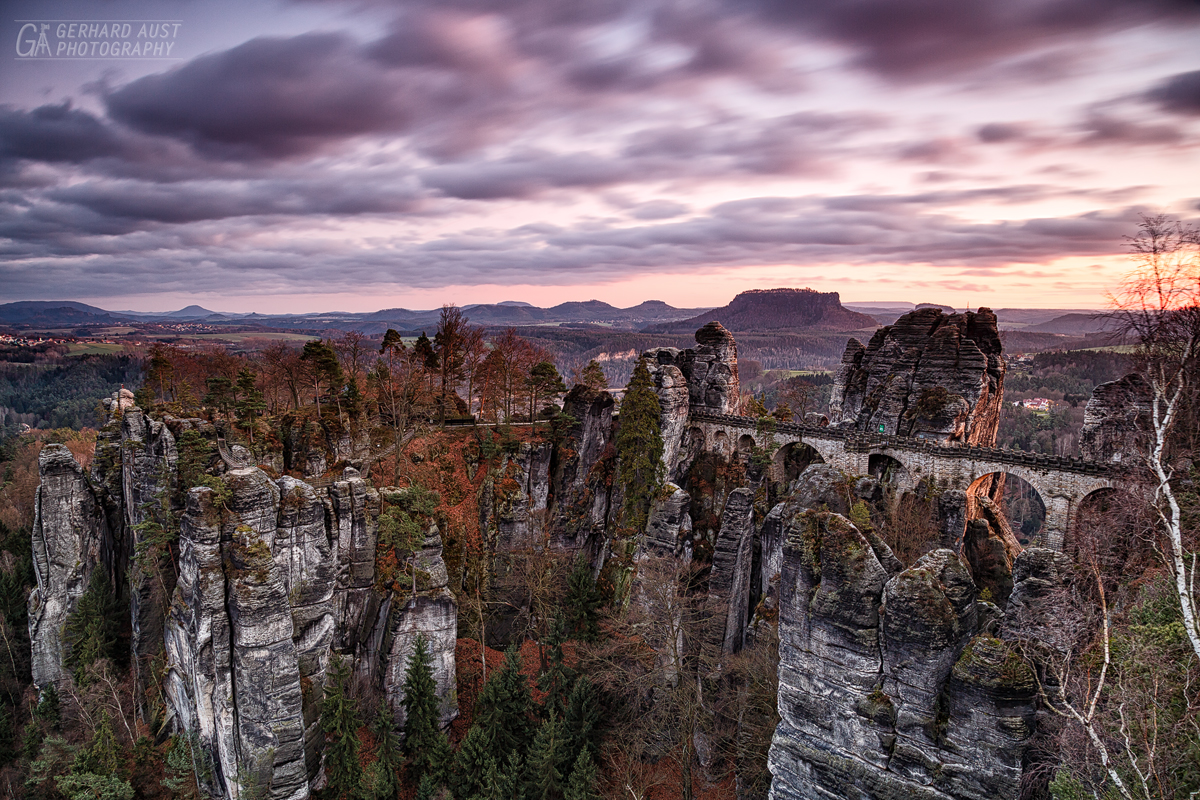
363 299 708 330
167 305 219 318
1023 313 1120 335
0 301 131 326
647 288 877 333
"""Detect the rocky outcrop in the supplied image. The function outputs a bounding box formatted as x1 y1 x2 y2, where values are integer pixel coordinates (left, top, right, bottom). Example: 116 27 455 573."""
164 471 309 800
275 477 337 777
326 469 381 651
768 509 1036 800
1080 373 1152 463
687 322 741 414
371 524 458 729
120 407 180 703
639 484 692 560
641 353 691 478
643 321 741 421
165 464 457 799
480 443 554 551
830 308 1005 445
704 488 755 662
28 445 112 688
549 385 616 551
937 490 968 549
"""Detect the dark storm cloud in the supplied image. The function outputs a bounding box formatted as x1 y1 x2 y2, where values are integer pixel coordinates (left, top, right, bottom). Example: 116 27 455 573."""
1148 70 1200 116
105 33 413 159
0 103 127 163
735 0 1199 81
48 177 425 223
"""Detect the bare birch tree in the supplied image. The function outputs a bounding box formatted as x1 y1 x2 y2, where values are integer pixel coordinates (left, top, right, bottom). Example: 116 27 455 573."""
1112 213 1200 664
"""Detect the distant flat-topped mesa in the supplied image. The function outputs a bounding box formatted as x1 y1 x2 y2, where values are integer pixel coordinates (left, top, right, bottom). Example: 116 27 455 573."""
829 307 1006 446
648 287 878 333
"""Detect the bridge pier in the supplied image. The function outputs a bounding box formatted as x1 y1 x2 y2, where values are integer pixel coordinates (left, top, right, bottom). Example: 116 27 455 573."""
1040 495 1074 551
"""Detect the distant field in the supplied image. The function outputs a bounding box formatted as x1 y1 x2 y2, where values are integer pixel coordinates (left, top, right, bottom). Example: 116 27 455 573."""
189 332 317 343
1073 344 1137 354
66 342 126 356
774 369 832 378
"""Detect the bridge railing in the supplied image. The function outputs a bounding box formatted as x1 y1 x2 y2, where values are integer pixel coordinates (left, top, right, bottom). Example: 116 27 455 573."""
688 411 1122 477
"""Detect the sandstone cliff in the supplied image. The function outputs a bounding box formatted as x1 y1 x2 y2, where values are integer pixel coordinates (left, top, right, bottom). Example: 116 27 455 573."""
30 406 458 800
1079 373 1152 463
830 308 1006 445
767 510 1036 800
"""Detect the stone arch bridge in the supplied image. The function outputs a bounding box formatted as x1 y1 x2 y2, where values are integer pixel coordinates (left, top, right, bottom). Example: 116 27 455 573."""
687 412 1134 550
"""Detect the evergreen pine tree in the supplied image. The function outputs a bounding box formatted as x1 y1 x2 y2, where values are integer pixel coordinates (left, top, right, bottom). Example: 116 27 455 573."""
35 684 60 729
498 749 527 800
579 361 608 390
371 705 402 800
476 645 535 763
234 368 266 440
563 677 600 766
538 618 574 719
452 726 495 800
63 570 120 684
322 657 364 800
162 732 200 799
563 749 599 800
615 357 663 530
401 636 443 783
415 773 437 800
524 710 568 800
562 559 601 642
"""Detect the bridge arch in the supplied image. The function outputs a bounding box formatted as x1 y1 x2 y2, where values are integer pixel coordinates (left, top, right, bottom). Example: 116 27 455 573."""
966 471 1047 547
737 434 756 457
772 441 824 485
868 453 911 491
1062 486 1154 578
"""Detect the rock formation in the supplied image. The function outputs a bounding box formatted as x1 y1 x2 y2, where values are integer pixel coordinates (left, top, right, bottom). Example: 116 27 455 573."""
549 385 616 551
28 444 112 688
768 510 1036 800
1080 373 1152 463
830 308 1006 445
480 442 554 551
30 401 458 800
703 487 755 663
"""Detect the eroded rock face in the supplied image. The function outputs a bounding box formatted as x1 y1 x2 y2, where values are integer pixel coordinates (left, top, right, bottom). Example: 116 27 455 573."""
480 443 554 551
373 525 458 729
704 488 756 662
641 353 691 478
120 408 179 701
29 444 111 688
688 322 741 414
326 469 381 651
275 478 336 777
644 321 741 420
768 513 1036 800
1080 373 1152 463
830 308 1005 445
549 385 616 551
165 465 455 799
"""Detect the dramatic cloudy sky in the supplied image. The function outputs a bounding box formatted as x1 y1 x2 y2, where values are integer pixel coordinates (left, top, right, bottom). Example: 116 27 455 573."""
2 0 1199 313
